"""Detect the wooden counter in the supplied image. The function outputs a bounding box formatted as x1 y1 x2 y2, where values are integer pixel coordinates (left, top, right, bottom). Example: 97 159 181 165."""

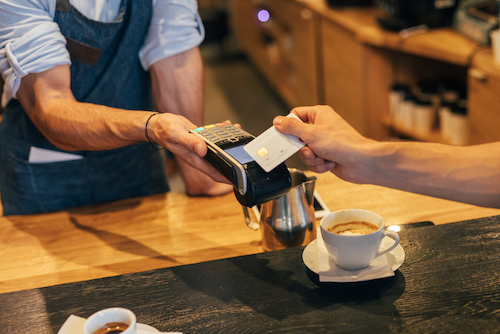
1 172 499 294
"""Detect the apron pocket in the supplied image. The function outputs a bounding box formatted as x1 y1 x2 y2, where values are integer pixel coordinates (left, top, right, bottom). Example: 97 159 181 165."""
2 153 90 214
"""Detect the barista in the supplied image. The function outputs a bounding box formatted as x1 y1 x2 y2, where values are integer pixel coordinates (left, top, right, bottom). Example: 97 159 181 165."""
274 105 500 208
0 0 231 215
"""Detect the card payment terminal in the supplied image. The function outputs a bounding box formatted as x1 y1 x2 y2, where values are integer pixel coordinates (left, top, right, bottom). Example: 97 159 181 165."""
191 122 291 207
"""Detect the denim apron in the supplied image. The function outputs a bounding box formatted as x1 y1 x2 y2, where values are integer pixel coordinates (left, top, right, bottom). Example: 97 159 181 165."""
0 0 169 215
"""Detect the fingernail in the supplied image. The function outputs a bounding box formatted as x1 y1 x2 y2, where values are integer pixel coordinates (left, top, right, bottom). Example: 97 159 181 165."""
194 143 202 156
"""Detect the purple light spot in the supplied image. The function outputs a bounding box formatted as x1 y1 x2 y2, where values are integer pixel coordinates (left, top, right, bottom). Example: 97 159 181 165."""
257 9 270 23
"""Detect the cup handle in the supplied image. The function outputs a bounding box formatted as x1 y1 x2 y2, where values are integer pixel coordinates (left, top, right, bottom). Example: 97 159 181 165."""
376 230 400 257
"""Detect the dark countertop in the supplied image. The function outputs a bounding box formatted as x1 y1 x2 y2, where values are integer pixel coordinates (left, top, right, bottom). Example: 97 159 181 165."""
2 215 500 333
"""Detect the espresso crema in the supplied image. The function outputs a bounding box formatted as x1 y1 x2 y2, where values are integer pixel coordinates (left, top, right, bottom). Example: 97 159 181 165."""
328 221 378 235
93 322 129 334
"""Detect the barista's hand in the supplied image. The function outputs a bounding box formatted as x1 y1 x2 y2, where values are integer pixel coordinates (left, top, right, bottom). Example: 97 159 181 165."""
146 113 230 185
273 105 375 183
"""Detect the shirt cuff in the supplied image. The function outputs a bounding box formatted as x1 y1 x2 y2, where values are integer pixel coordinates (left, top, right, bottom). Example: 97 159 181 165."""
0 22 70 107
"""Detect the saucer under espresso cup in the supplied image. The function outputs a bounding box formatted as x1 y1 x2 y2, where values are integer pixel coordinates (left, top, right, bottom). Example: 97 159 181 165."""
83 307 137 334
320 209 400 271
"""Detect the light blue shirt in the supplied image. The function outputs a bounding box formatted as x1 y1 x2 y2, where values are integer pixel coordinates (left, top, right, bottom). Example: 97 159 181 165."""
0 0 205 107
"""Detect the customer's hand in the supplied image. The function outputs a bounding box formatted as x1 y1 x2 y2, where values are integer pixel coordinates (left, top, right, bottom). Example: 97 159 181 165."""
273 105 375 182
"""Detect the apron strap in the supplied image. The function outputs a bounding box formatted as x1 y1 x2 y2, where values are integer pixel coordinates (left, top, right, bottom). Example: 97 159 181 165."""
56 0 70 12
65 37 102 65
56 0 109 65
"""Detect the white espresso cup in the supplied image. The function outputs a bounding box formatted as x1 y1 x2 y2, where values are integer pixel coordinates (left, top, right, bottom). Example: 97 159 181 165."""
83 307 137 334
320 209 400 271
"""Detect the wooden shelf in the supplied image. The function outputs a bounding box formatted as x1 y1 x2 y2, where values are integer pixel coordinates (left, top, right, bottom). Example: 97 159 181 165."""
468 47 500 144
382 116 445 143
471 47 500 80
386 123 446 144
398 27 483 66
299 0 482 66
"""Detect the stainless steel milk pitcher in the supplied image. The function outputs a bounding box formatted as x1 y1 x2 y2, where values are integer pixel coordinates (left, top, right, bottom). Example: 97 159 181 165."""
243 168 317 251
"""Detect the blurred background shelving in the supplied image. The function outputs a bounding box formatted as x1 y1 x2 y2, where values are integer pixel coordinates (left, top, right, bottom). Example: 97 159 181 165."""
200 0 500 147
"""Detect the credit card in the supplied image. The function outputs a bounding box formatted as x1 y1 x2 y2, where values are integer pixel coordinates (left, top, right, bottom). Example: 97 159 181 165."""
244 113 305 172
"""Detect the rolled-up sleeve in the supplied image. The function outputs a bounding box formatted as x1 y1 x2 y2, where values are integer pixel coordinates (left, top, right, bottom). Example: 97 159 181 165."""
139 0 205 70
0 0 70 107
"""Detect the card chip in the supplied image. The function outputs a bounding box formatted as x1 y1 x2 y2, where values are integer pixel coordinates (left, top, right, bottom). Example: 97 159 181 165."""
257 147 269 157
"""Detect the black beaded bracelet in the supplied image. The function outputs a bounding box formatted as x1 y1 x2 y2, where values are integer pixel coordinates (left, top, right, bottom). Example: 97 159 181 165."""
145 112 164 151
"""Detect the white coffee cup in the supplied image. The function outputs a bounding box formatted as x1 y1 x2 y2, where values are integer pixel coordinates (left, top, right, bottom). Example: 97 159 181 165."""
320 209 400 271
83 307 137 334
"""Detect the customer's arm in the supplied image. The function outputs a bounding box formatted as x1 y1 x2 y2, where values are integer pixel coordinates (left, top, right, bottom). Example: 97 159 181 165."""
274 105 500 208
15 63 228 183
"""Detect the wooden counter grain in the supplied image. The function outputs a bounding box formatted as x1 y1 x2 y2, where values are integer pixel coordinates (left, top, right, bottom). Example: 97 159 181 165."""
1 172 499 294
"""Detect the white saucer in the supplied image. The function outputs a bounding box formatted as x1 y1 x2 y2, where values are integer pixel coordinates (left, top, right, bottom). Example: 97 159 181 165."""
302 236 405 281
138 323 160 332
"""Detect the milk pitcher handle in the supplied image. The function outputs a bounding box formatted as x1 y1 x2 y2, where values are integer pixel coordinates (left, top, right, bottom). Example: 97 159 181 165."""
242 206 259 230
